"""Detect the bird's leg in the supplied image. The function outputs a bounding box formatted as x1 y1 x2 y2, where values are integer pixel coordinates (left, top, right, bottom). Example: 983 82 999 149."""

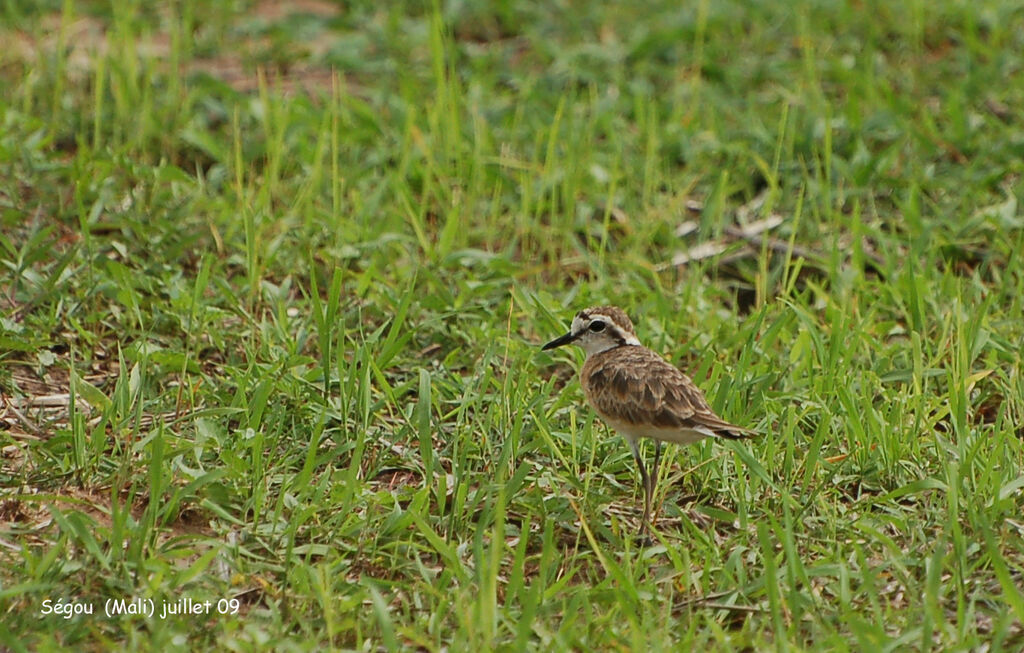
649 440 662 525
627 438 650 535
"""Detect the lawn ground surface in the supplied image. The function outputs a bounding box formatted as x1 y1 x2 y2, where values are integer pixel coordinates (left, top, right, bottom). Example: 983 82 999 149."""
2 0 1024 650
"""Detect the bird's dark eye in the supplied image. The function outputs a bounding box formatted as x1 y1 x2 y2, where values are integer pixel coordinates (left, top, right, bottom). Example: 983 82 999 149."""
589 321 606 332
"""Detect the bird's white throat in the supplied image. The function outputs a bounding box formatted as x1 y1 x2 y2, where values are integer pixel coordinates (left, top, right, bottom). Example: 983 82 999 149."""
578 332 641 357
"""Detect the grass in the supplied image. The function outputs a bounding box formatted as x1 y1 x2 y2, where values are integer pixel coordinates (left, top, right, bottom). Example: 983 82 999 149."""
1 0 1023 649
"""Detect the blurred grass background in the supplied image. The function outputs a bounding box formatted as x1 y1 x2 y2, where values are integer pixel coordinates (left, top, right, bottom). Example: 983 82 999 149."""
1 0 1023 649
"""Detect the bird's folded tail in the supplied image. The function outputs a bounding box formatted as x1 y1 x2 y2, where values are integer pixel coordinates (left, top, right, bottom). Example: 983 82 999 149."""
691 412 759 440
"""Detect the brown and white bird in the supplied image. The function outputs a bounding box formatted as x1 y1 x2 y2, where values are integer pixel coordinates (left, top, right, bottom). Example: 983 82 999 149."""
542 305 756 533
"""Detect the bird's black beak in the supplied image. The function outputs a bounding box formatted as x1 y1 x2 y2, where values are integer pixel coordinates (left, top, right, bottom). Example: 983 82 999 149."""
542 331 578 350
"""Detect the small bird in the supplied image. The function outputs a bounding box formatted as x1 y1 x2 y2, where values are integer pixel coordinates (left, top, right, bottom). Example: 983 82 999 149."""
542 305 756 533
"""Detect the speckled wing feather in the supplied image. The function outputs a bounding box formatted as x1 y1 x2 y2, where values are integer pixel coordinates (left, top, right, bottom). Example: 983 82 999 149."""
581 346 754 439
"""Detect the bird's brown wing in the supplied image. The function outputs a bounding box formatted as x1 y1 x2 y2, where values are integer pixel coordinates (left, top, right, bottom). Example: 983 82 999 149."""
581 346 755 439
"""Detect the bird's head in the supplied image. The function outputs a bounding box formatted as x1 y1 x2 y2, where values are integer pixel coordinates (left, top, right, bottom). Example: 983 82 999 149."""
542 305 640 356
